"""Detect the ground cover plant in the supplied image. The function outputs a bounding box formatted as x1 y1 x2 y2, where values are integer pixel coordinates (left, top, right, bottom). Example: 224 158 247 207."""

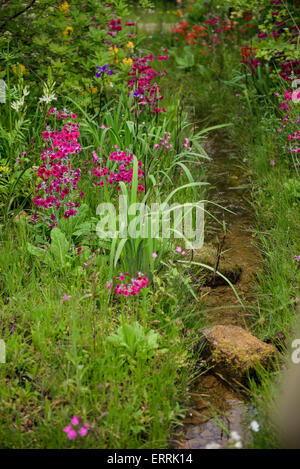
0 0 300 450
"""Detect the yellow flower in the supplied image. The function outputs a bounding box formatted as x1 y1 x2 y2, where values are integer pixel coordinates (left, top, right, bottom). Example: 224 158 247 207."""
90 87 98 94
59 1 69 13
126 41 134 51
123 57 133 67
62 26 73 37
109 46 119 56
0 166 9 172
12 64 26 75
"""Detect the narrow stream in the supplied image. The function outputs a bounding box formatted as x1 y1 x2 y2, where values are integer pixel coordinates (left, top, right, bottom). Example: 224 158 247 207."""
174 137 260 449
137 20 260 450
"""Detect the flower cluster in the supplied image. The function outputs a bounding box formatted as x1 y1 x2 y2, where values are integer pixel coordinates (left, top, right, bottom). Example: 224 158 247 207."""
127 54 168 114
63 415 90 440
92 148 145 192
172 16 238 49
183 137 192 151
276 90 300 156
106 272 149 296
33 110 83 228
255 1 300 82
153 132 173 151
241 45 261 73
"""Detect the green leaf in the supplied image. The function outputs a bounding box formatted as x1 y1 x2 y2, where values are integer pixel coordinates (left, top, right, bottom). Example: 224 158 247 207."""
49 227 70 267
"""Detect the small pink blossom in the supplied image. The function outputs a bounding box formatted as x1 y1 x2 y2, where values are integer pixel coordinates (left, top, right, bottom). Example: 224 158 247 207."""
71 415 79 426
61 294 72 302
67 429 77 440
78 427 89 437
152 252 157 259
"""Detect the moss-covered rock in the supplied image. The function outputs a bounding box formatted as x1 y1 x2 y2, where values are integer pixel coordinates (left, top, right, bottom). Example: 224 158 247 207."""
198 325 277 382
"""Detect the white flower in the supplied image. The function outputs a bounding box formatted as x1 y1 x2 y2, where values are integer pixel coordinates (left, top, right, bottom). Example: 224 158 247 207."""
39 82 57 104
23 86 29 97
234 440 243 449
11 97 24 112
230 431 241 441
250 420 260 432
39 92 56 104
11 85 30 112
205 442 221 449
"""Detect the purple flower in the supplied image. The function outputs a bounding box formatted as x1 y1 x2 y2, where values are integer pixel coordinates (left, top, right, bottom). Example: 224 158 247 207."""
96 64 114 78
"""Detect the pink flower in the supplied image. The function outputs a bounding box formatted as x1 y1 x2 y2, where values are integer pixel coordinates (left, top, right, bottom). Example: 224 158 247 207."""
71 415 79 426
176 246 182 253
152 252 157 258
270 160 275 166
67 429 77 440
78 426 89 437
61 294 72 302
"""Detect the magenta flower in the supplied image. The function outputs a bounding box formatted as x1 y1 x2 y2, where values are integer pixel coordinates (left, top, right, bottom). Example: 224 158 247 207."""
67 429 77 440
152 252 157 259
63 416 90 440
71 415 79 426
78 427 88 437
61 294 72 302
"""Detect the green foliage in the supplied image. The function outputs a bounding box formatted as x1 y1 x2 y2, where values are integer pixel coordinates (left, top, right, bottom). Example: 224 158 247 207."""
27 227 89 271
106 320 161 364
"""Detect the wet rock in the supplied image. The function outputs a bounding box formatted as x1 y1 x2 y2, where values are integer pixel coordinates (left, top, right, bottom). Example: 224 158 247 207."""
198 325 277 382
192 244 242 287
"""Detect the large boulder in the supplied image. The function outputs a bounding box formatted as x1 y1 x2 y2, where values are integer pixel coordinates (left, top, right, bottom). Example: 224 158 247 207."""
198 325 277 382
